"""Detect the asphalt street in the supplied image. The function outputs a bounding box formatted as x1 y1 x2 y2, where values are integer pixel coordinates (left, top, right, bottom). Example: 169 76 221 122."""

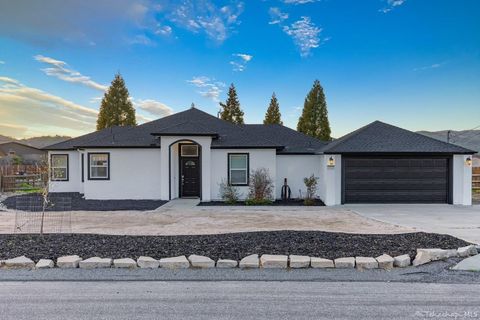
0 281 479 320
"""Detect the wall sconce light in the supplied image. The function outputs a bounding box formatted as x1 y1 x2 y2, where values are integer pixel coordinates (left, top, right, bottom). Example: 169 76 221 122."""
327 156 335 167
465 157 472 167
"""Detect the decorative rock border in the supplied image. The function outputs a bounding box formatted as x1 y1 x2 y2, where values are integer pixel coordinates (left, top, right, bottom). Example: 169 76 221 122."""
0 245 477 271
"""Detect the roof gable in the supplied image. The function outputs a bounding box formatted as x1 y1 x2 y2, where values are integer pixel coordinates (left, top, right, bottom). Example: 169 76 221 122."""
322 121 475 154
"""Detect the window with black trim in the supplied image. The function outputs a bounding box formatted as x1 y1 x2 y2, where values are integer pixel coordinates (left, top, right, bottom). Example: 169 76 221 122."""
88 153 110 180
228 153 249 186
51 154 69 181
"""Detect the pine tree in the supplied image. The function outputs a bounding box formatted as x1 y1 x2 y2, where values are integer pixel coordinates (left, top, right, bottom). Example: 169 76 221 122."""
96 73 137 130
263 92 283 125
297 80 332 141
219 83 244 125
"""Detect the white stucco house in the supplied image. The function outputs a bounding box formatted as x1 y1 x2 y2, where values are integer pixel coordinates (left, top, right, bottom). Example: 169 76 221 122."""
44 107 475 205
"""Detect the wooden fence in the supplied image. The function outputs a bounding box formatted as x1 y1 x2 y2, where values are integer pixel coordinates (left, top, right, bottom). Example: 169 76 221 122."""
0 165 48 192
473 167 480 191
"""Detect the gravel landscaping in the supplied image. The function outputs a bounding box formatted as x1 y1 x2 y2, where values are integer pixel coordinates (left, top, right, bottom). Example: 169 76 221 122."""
0 230 470 261
198 199 325 206
1 193 166 211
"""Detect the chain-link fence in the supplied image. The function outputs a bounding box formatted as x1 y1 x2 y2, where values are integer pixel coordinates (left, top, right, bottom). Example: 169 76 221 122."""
14 195 72 234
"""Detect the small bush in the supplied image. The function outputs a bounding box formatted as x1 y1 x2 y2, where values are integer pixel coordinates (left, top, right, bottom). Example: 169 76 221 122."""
247 168 274 204
219 179 240 204
303 174 319 206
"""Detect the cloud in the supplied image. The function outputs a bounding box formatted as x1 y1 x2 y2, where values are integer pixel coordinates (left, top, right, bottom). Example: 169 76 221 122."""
230 53 253 72
0 61 4 65
379 0 406 13
413 62 445 72
283 0 321 4
268 7 289 25
0 76 98 137
166 0 244 42
187 76 225 101
131 98 173 117
155 24 173 36
0 123 28 138
34 55 108 91
0 0 156 46
282 17 323 57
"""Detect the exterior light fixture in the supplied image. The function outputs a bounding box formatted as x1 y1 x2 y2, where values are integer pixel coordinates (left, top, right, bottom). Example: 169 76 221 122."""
465 157 472 167
327 156 335 167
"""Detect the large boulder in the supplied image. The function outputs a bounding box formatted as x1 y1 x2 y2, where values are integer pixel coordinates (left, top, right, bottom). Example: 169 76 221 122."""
260 255 288 268
289 255 310 268
311 257 334 268
375 254 394 270
57 255 82 268
36 259 54 269
355 257 378 270
216 259 238 268
452 254 480 272
188 255 215 268
393 254 411 268
239 254 259 269
457 245 478 258
4 256 35 269
413 249 453 266
113 258 137 269
159 256 190 269
79 257 112 269
334 257 355 269
137 256 159 269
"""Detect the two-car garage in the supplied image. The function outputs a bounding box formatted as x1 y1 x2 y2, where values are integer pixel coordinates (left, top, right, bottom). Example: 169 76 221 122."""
342 156 451 204
320 121 474 205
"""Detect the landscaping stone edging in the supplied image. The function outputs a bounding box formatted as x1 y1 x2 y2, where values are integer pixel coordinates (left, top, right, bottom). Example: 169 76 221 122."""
0 245 478 271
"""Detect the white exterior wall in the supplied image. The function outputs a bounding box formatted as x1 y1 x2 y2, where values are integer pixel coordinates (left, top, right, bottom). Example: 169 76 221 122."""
275 155 322 199
210 149 276 200
48 150 82 193
318 154 342 206
83 148 162 200
160 136 212 201
453 154 473 205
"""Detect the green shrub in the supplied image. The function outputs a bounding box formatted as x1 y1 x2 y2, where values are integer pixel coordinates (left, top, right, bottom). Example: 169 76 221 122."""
303 174 319 206
245 198 273 206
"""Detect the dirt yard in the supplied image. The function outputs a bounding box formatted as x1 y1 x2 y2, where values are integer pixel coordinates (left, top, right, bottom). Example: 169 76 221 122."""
0 205 414 235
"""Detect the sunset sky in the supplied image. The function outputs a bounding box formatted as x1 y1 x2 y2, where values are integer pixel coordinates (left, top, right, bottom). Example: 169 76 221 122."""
0 0 479 139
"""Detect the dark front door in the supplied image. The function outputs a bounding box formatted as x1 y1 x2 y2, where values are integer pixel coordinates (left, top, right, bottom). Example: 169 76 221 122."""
180 158 200 197
343 156 450 204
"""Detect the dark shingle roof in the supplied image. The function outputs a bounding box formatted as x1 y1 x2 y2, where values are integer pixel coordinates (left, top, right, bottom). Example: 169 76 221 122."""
244 124 328 154
321 121 475 154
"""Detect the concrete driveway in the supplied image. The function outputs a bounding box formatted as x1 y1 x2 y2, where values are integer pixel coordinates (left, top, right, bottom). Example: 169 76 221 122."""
347 204 480 244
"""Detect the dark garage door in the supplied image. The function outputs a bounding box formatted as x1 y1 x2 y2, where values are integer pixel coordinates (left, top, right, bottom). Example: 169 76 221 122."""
343 156 450 204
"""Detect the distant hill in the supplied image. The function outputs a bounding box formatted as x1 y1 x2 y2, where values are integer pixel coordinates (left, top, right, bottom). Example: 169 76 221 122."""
0 135 71 149
418 130 480 153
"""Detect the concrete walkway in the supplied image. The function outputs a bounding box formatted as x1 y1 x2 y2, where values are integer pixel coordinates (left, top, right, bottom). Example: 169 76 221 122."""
347 204 480 244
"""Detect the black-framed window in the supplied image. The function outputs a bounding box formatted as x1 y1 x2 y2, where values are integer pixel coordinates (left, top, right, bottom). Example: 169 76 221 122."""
81 154 84 183
51 154 69 181
228 153 249 186
88 153 110 180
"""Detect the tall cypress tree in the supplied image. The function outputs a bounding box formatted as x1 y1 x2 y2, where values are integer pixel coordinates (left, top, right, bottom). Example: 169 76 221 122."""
297 80 331 141
96 73 137 130
219 83 244 125
264 92 283 125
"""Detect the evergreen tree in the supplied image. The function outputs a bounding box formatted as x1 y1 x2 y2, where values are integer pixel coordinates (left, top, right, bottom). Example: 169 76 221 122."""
297 80 331 141
263 92 283 125
219 83 244 125
96 73 137 130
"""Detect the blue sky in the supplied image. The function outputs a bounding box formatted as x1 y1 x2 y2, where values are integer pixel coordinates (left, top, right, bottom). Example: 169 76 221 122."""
0 0 479 138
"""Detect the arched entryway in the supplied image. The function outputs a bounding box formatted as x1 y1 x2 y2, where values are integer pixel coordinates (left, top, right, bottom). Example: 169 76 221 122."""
168 139 202 200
